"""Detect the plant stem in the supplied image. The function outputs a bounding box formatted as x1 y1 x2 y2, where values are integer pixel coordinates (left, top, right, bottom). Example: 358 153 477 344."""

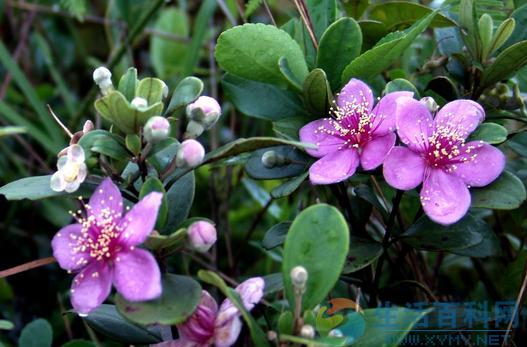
0 256 56 278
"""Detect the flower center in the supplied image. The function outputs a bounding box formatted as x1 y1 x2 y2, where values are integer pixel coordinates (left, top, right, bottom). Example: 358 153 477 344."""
70 205 124 265
424 124 479 172
316 97 385 149
62 161 81 182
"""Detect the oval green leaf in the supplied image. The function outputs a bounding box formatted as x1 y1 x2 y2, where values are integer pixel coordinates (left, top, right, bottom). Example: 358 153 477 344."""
471 171 526 210
283 204 350 310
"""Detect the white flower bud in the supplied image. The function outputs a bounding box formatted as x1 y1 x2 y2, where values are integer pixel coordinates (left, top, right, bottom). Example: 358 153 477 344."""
300 325 315 339
131 97 148 110
50 144 87 193
187 221 217 253
419 96 439 113
291 266 308 290
186 96 221 129
93 67 113 95
267 331 278 341
144 116 170 143
261 150 277 168
82 120 94 134
161 80 169 99
176 139 205 168
329 329 344 338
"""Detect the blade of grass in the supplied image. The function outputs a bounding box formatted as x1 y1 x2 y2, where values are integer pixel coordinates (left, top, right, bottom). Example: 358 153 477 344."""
0 41 62 151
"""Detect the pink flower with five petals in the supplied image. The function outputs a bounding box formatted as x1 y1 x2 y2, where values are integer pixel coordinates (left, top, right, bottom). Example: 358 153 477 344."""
383 97 505 225
300 78 412 184
52 178 163 314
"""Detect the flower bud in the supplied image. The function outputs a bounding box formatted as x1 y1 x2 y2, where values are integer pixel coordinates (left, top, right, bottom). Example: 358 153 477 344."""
176 139 205 168
93 67 113 95
131 97 148 110
82 120 94 134
419 96 439 113
161 80 169 99
262 150 277 168
186 96 221 129
291 265 308 291
187 221 217 253
144 116 170 143
267 331 278 341
329 329 344 338
235 277 265 311
300 325 315 339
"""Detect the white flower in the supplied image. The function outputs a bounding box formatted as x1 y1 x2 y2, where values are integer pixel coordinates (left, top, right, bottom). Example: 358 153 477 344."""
50 144 88 193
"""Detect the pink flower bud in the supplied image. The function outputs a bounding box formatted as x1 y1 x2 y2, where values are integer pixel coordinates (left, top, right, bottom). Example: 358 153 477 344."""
234 277 265 311
176 139 205 168
186 96 221 129
144 116 170 143
187 221 217 252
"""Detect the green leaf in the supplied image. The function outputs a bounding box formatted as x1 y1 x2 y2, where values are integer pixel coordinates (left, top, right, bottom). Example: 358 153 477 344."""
164 172 195 233
91 136 129 160
198 271 271 347
203 137 316 165
478 14 494 60
471 171 527 209
60 0 87 21
116 274 201 325
0 176 92 201
353 308 431 347
488 17 515 56
468 122 508 144
383 78 419 97
19 319 52 347
262 222 291 250
306 0 337 39
425 76 459 101
150 7 189 78
402 214 485 251
83 304 162 344
317 17 362 90
278 311 294 335
78 130 124 158
480 40 527 89
283 204 349 310
215 23 309 86
139 177 168 229
342 11 437 82
505 5 527 47
94 90 163 133
222 74 305 121
118 67 138 101
342 0 370 19
145 228 186 254
0 126 25 137
166 76 203 114
270 172 309 199
136 78 166 106
278 57 303 92
343 237 383 273
0 320 13 330
273 116 306 141
245 146 310 180
125 134 142 155
245 0 263 17
451 220 502 258
368 1 455 31
303 68 333 116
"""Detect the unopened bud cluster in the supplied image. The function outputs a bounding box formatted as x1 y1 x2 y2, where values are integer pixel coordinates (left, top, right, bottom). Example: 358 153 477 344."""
144 116 170 143
176 139 205 168
187 221 217 253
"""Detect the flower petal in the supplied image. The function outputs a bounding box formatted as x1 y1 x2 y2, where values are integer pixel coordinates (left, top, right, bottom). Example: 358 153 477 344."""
52 224 90 271
68 144 85 164
435 100 484 138
119 192 163 247
50 171 66 192
113 249 162 302
371 91 414 136
383 146 426 190
337 78 374 112
71 262 112 315
421 169 471 225
214 309 242 347
452 142 505 187
234 277 265 311
309 149 360 185
178 291 217 344
299 119 346 158
360 133 396 171
88 178 123 223
395 97 434 152
151 339 199 347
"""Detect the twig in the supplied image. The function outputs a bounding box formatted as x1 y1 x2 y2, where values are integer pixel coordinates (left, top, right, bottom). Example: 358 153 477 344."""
501 259 527 347
0 256 56 278
47 104 73 138
292 0 318 49
216 0 237 26
262 0 277 26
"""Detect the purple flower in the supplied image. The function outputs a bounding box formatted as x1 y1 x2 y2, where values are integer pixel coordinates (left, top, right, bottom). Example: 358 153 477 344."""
52 178 163 314
383 97 506 225
154 277 265 347
300 78 413 184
